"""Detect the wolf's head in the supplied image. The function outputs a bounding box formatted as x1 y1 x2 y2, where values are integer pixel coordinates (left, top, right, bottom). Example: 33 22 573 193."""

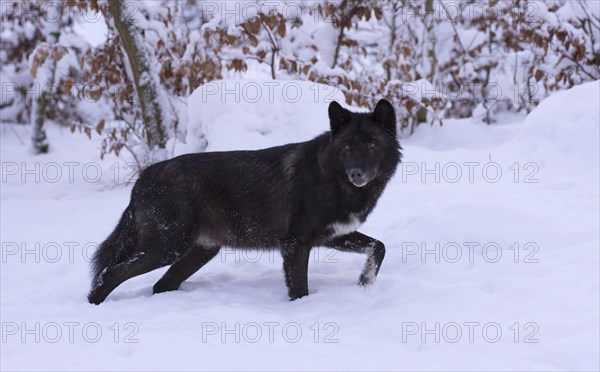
327 99 401 188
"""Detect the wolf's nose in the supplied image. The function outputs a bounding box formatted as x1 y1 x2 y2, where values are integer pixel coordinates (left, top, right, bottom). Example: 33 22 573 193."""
349 168 364 181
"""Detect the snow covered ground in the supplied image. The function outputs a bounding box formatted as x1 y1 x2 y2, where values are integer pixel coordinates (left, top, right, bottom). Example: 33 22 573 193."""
1 81 598 371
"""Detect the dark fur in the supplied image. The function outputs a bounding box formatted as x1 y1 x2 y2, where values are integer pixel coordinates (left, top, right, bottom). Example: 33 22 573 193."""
88 100 401 304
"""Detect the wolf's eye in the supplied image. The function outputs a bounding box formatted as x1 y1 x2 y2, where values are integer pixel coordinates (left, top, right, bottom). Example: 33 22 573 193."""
368 142 376 148
344 144 351 150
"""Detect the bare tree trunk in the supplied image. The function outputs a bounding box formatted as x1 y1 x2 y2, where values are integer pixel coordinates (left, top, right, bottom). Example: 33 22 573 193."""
332 24 344 69
414 0 436 126
31 9 62 154
482 21 494 124
108 0 167 150
425 0 437 83
332 11 350 69
385 1 399 81
31 73 52 153
261 22 279 79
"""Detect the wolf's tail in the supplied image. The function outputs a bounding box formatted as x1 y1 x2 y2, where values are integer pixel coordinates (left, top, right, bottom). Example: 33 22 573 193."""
90 204 138 280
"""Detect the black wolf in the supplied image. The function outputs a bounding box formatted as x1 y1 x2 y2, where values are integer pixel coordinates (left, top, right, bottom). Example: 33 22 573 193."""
88 99 401 304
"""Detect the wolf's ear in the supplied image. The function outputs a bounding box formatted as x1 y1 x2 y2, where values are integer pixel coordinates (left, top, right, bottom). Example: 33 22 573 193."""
372 99 396 137
328 101 351 135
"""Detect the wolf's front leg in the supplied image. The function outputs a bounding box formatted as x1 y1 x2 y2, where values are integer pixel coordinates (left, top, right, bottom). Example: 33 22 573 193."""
281 238 311 300
324 232 386 285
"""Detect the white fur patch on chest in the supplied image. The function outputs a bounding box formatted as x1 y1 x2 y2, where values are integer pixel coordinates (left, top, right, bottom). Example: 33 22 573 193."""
327 214 362 238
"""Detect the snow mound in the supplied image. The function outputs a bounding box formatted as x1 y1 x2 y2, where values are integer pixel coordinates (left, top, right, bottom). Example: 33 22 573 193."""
180 80 345 154
515 80 599 161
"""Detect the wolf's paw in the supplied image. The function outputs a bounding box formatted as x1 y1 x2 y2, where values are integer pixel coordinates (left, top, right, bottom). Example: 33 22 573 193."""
87 291 105 305
152 281 179 294
288 290 309 301
358 273 376 286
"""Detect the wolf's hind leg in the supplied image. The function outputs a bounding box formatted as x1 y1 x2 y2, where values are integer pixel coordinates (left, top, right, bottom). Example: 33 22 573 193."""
153 244 221 294
88 251 165 305
324 232 386 286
